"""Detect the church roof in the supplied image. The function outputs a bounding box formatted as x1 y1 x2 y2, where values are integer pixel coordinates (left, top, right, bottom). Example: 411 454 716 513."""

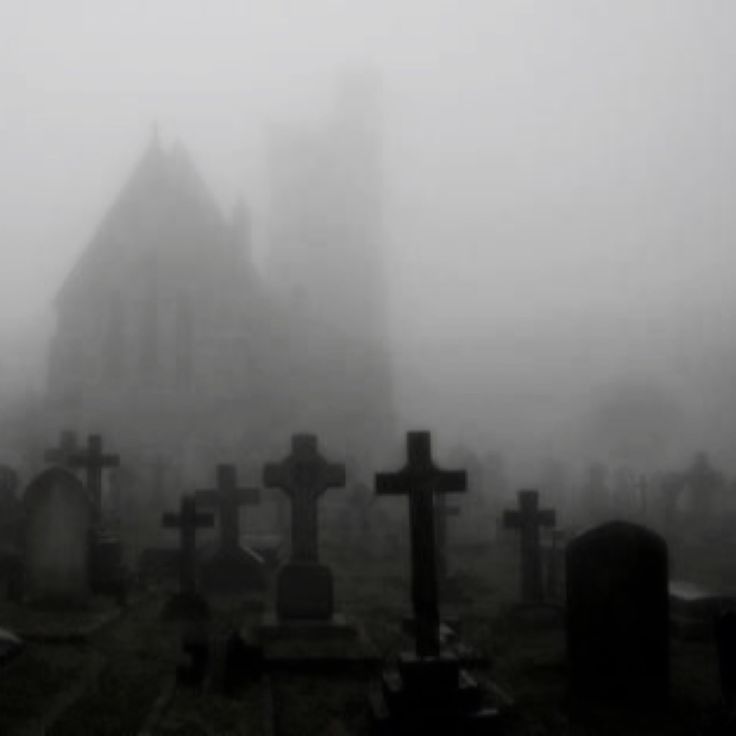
57 135 237 309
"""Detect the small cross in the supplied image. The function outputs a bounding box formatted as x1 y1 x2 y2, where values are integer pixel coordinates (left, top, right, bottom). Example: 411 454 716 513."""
376 431 466 658
69 434 120 522
162 494 214 594
263 434 345 563
503 489 556 605
44 430 79 468
195 464 259 553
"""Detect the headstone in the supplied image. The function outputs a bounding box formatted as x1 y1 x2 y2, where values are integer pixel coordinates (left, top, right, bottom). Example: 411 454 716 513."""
503 490 556 606
195 464 265 593
23 468 93 604
566 521 669 705
161 494 214 620
371 431 509 733
69 434 120 523
263 434 345 621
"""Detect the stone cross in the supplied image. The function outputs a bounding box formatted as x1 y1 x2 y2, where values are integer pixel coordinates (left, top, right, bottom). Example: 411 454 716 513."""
162 495 214 594
69 434 120 522
376 431 467 658
435 492 460 582
263 434 345 562
44 430 79 468
195 464 259 552
503 489 556 605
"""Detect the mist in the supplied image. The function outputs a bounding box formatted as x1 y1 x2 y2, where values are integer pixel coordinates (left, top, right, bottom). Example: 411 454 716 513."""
2 1 736 474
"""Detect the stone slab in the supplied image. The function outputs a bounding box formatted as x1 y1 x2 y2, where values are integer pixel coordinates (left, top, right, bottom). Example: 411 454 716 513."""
276 561 333 620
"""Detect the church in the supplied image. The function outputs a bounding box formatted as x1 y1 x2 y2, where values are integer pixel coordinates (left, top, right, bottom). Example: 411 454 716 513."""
44 79 394 525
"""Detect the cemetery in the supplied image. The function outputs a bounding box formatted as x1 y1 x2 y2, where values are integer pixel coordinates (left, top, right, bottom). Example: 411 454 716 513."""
3 9 736 734
0 424 734 735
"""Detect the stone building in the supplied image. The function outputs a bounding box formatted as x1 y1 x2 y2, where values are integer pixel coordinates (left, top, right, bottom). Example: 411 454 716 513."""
45 82 394 537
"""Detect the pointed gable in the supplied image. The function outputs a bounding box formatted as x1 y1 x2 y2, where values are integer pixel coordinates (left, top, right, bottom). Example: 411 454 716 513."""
56 137 238 312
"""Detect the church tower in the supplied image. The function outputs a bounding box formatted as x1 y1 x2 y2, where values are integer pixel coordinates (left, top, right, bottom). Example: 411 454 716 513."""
266 71 388 349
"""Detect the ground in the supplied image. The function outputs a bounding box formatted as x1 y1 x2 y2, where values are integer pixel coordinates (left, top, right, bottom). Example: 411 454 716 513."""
0 535 730 735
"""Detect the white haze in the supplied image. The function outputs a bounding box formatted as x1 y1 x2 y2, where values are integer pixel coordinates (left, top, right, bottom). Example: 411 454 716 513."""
2 1 736 471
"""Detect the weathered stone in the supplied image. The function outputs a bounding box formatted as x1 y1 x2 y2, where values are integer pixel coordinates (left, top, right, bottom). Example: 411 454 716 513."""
161 495 214 620
276 561 333 620
69 434 120 523
375 431 466 658
23 468 93 605
566 521 669 705
503 489 556 606
195 464 264 594
263 434 345 623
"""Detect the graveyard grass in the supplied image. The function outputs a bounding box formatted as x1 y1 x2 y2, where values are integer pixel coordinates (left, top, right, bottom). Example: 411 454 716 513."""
0 534 726 734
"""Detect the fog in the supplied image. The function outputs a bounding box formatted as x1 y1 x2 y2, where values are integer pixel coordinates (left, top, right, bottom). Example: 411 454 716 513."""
2 1 736 472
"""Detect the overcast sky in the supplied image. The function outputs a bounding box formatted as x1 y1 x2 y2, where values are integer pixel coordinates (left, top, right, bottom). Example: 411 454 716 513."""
2 1 736 466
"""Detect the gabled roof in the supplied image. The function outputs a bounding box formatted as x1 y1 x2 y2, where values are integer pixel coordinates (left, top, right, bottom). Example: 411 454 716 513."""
56 136 234 309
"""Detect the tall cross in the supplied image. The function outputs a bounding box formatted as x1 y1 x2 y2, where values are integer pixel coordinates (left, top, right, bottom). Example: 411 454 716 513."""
376 431 466 658
44 430 79 468
435 492 460 582
263 434 345 563
195 464 259 552
162 495 214 594
503 489 556 605
69 434 120 522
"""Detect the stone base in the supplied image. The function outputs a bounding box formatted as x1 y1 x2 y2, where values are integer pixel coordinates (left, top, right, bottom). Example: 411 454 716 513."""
258 611 358 642
371 652 511 736
200 547 266 595
276 562 333 620
162 591 210 622
252 612 380 672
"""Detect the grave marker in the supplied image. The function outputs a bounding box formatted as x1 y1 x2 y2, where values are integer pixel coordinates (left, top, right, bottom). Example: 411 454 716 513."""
69 434 120 522
162 495 214 595
375 431 466 658
195 464 265 593
263 434 345 620
566 521 669 705
503 490 556 606
23 468 93 604
196 465 259 553
371 431 508 733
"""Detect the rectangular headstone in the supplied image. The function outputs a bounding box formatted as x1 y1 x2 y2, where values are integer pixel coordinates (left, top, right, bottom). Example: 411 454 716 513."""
566 521 669 705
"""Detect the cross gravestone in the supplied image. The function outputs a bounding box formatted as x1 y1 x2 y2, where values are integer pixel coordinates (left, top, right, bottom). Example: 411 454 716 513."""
263 434 345 620
162 495 214 620
195 464 265 593
23 468 93 605
371 432 507 733
44 430 79 468
69 434 120 523
503 490 556 606
376 431 466 658
567 521 669 705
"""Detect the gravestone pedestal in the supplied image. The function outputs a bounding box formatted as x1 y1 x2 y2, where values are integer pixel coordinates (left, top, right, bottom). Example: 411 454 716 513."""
371 652 509 735
277 561 333 620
